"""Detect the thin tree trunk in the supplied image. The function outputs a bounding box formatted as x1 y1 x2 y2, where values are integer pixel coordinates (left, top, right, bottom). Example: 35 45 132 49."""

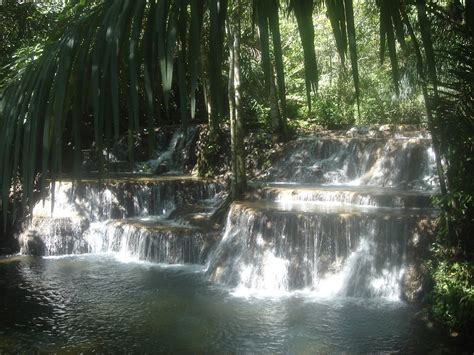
267 64 289 141
202 77 212 125
269 65 281 137
228 0 247 199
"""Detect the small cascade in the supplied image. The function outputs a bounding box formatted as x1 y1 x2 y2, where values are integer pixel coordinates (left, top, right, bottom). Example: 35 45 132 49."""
21 217 90 256
32 176 222 222
85 220 205 263
137 127 198 175
206 202 433 299
260 135 437 190
20 176 225 263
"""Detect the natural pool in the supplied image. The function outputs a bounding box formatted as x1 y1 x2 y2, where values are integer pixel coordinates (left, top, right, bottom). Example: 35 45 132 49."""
0 254 468 353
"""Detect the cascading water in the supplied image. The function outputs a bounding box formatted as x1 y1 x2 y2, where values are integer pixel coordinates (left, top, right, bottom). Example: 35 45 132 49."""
259 134 437 190
20 176 225 263
136 126 199 175
256 184 433 209
19 125 437 300
206 202 434 299
206 126 438 300
84 220 205 263
19 126 222 263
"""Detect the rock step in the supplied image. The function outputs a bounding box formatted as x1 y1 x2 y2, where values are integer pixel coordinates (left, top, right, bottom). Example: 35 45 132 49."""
55 174 219 183
250 183 433 209
234 200 437 218
35 176 226 222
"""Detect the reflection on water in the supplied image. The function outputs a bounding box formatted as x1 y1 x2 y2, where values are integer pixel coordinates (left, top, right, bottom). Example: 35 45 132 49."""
0 255 469 353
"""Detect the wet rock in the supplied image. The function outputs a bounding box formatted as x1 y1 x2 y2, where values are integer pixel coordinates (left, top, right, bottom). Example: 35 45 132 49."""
346 126 369 137
22 231 46 256
401 219 437 303
379 124 395 135
402 264 432 303
154 161 170 175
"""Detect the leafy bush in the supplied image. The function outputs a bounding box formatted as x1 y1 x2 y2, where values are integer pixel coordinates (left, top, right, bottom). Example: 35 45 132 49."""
429 258 474 330
428 192 474 332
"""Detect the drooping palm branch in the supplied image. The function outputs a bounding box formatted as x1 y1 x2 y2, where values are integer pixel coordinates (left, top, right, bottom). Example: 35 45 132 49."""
0 0 465 222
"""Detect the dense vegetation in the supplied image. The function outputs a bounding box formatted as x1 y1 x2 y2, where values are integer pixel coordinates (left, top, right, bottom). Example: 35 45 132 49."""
0 0 472 334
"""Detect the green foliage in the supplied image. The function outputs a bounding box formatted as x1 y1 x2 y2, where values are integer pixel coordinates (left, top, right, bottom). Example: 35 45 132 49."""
311 81 355 128
425 5 474 333
239 39 271 128
0 1 56 90
428 258 474 330
277 2 424 127
0 43 44 92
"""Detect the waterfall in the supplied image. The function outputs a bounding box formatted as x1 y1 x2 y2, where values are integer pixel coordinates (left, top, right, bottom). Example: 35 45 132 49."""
19 125 437 300
207 127 438 300
84 220 205 263
206 203 429 298
20 176 225 263
32 177 222 222
257 185 433 209
260 135 437 190
136 126 198 175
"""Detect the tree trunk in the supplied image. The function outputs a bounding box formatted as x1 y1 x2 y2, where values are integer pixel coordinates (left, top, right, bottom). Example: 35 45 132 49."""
227 0 247 199
268 65 287 141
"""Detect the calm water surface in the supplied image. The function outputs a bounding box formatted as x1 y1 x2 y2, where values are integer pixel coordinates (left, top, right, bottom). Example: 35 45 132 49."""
0 255 469 353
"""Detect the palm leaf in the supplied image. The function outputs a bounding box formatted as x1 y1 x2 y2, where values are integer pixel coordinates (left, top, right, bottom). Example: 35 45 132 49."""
157 0 173 112
110 1 125 140
388 0 406 52
177 0 189 128
416 0 438 92
289 0 318 112
343 0 360 116
143 0 157 155
129 0 146 132
467 0 474 34
255 0 272 93
325 0 347 66
268 0 287 120
379 0 400 96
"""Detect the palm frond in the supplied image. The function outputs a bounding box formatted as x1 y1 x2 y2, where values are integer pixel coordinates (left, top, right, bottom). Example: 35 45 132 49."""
289 0 318 112
343 0 360 116
378 0 401 96
268 0 287 120
325 0 347 66
416 0 438 92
